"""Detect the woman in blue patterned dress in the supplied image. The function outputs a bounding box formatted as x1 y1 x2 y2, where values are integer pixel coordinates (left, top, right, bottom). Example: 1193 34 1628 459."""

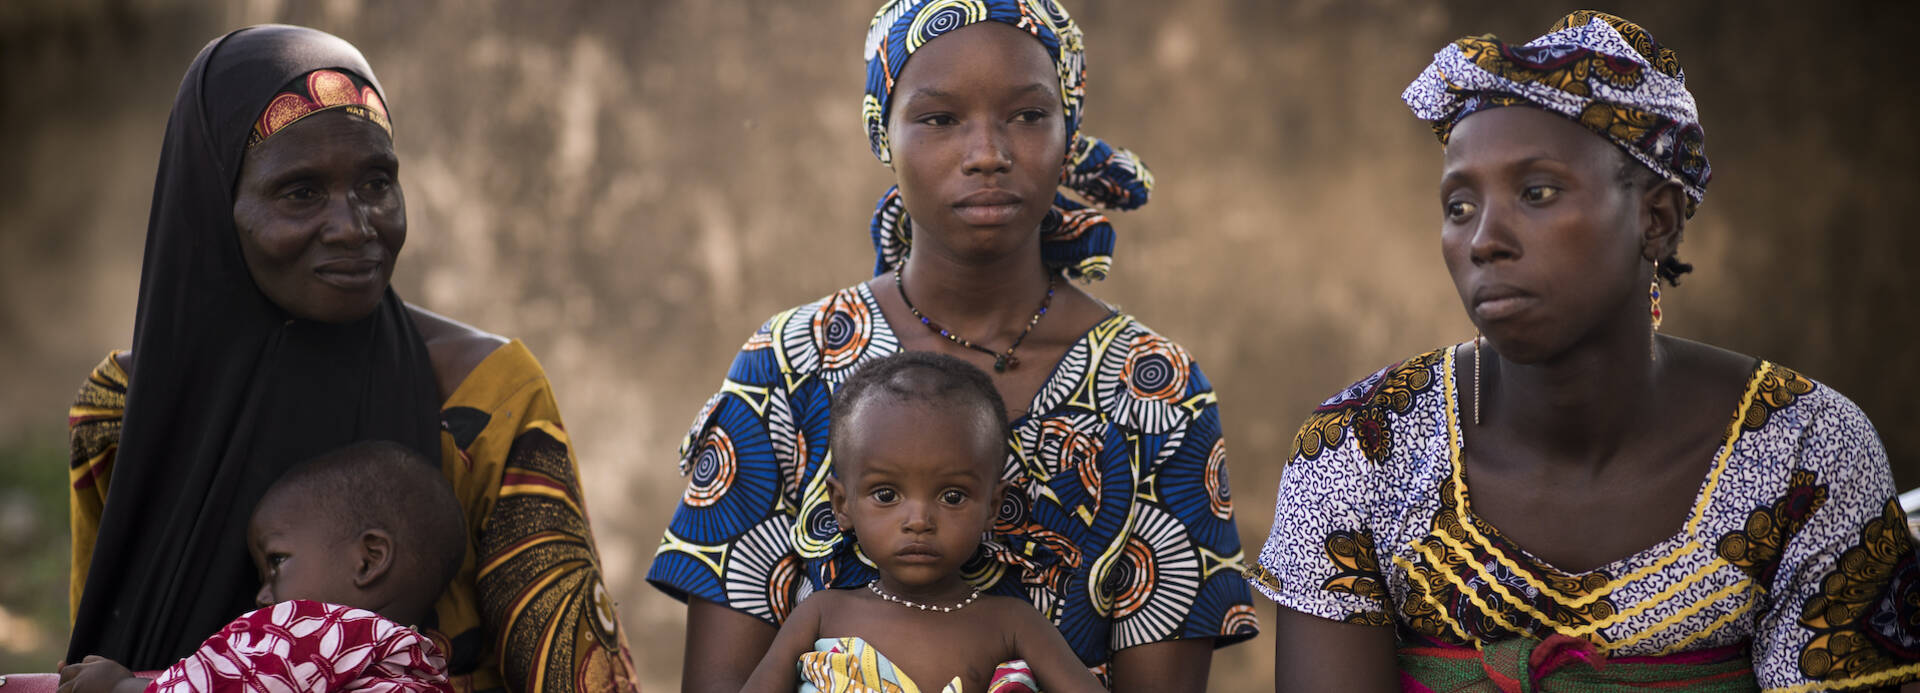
646 1 1257 690
1257 12 1920 691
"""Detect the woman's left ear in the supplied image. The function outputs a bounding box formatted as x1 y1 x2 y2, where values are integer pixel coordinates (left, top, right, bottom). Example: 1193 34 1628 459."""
353 529 395 588
1641 178 1686 262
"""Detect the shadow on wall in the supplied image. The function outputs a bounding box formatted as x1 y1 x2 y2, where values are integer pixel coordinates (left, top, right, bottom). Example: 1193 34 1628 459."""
2 0 1915 689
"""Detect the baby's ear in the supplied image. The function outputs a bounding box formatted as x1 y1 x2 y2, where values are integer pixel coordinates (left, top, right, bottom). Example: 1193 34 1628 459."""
826 475 852 534
353 528 395 588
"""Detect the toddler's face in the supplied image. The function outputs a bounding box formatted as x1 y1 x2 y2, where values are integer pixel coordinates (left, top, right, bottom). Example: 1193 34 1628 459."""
832 400 1004 591
247 496 364 609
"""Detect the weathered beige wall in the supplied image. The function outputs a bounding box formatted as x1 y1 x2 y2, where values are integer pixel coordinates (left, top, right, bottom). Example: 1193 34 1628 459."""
2 0 1915 689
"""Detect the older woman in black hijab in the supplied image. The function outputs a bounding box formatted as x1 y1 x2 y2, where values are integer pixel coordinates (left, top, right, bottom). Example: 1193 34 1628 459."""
63 25 639 692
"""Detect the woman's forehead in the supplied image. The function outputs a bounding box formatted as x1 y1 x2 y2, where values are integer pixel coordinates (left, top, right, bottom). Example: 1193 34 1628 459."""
1444 106 1617 171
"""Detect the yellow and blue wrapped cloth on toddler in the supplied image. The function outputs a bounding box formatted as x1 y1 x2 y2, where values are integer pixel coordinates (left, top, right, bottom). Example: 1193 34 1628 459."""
798 637 1038 693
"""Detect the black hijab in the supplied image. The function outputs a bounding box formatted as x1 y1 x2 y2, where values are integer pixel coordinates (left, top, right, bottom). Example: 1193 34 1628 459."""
67 25 442 667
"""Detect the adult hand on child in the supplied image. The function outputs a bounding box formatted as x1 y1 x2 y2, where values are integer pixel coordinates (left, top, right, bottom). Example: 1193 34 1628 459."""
56 655 148 693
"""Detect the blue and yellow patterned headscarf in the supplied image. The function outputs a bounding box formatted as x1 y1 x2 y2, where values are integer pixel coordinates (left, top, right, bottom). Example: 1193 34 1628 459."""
863 0 1152 280
1403 11 1711 217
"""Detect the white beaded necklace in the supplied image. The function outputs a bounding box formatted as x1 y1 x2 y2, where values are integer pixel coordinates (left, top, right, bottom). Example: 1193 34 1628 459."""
867 579 980 613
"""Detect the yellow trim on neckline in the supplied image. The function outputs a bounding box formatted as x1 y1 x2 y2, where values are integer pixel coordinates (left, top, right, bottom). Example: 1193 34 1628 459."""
1428 344 1774 636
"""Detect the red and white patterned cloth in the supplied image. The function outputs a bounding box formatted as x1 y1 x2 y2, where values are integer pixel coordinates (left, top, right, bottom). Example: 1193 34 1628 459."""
147 600 451 693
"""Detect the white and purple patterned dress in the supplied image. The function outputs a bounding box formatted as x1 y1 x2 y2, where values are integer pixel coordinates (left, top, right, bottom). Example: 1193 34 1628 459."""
1256 345 1920 691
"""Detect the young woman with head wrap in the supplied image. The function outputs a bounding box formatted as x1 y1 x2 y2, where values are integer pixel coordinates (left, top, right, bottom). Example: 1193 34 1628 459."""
63 25 641 692
647 1 1257 689
1255 12 1920 691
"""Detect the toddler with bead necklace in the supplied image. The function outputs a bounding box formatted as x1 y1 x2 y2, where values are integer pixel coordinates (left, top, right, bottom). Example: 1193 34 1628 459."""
742 352 1102 693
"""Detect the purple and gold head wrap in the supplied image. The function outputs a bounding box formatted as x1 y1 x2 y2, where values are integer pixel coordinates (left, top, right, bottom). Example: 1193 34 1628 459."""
863 0 1152 280
1402 11 1711 216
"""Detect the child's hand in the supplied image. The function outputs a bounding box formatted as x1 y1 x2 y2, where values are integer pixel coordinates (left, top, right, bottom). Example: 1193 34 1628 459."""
57 655 147 693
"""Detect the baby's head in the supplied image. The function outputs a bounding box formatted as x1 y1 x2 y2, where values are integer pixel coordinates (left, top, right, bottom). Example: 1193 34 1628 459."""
247 440 466 627
828 352 1009 589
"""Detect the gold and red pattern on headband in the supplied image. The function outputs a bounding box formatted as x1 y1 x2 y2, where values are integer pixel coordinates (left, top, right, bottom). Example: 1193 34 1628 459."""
246 69 391 147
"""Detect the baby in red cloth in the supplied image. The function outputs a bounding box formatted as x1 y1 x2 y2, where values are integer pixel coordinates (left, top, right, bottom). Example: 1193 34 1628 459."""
60 440 467 693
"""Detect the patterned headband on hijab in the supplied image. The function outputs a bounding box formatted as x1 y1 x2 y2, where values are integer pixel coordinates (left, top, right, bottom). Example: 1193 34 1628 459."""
863 0 1153 280
247 68 391 148
1402 10 1711 217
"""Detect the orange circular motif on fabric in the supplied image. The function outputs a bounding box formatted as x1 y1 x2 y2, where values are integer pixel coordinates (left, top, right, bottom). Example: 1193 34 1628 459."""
1204 437 1231 520
685 428 737 507
1222 603 1259 635
813 297 873 371
767 554 802 621
1106 537 1159 618
1075 450 1102 505
790 431 811 492
1122 336 1188 402
1039 418 1103 504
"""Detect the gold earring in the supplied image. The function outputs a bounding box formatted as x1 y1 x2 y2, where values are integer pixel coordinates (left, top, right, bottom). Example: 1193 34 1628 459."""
1650 261 1663 362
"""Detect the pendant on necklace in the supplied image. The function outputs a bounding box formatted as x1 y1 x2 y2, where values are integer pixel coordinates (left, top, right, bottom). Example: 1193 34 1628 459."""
894 263 1053 377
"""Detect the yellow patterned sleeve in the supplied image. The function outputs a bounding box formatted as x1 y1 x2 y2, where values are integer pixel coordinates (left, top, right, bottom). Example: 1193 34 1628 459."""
66 352 127 624
440 341 640 693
